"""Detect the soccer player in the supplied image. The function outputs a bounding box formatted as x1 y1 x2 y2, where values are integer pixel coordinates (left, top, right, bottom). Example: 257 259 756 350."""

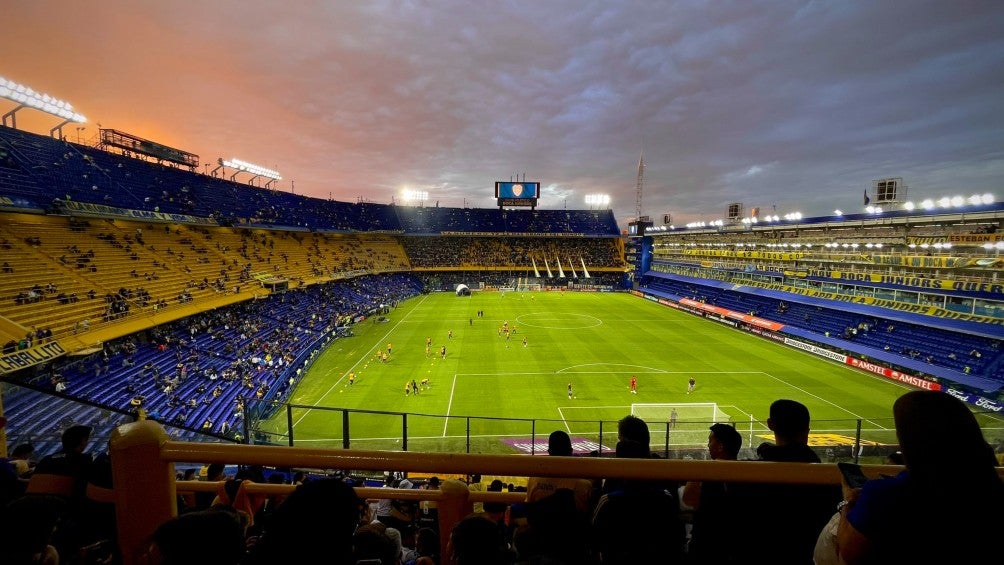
522 336 527 348
426 336 432 347
567 382 573 399
411 379 419 395
669 408 678 429
405 381 411 396
448 329 453 340
421 378 430 389
348 372 355 386
387 342 392 355
630 375 637 394
425 345 431 358
688 377 696 394
440 345 447 359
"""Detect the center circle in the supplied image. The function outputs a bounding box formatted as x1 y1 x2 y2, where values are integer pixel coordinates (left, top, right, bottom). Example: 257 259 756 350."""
515 313 602 330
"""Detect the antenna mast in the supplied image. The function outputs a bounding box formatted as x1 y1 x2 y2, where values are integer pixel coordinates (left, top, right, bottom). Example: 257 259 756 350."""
634 149 645 221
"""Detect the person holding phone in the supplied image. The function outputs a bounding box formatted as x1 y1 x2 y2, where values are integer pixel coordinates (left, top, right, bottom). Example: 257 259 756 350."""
836 391 1004 564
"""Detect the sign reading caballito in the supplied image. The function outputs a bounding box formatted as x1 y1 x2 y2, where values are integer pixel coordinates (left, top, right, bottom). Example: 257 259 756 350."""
0 342 67 374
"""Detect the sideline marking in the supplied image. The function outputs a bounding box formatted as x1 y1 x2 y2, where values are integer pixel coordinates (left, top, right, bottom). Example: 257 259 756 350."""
292 294 428 428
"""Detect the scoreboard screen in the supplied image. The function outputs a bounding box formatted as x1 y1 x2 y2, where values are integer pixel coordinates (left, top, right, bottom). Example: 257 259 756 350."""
495 181 540 207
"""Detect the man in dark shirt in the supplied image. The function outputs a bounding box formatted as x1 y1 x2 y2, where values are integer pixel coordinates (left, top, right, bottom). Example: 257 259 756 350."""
730 400 841 565
32 424 93 501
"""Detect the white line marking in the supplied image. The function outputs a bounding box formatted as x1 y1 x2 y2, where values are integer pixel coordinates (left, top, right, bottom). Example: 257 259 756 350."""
292 294 428 428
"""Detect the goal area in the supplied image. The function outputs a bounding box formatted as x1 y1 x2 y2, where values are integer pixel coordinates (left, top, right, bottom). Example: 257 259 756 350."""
631 403 733 447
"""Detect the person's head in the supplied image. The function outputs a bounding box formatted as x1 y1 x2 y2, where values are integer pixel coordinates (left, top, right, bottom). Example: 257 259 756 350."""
547 430 573 456
207 463 226 481
766 399 810 444
11 443 34 460
708 423 742 460
150 509 245 565
352 522 398 565
61 424 92 454
893 390 998 482
249 478 364 563
0 495 64 563
448 514 510 565
416 526 440 556
617 414 650 450
886 450 905 465
182 468 197 481
427 476 440 489
470 473 481 484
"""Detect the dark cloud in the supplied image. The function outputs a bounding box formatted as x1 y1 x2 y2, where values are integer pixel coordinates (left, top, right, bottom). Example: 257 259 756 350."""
2 1 1002 227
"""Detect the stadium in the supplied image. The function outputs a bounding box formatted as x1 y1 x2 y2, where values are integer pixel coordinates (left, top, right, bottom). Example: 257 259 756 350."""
1 79 1003 562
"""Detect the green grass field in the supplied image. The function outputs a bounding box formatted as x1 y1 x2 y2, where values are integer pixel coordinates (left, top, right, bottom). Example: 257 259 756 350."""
256 292 1003 458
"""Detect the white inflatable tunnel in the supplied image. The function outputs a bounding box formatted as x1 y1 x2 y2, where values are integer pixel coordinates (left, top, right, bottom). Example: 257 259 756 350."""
456 284 471 296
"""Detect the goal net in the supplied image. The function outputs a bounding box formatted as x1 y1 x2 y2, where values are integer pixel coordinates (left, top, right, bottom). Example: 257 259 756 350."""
631 403 733 447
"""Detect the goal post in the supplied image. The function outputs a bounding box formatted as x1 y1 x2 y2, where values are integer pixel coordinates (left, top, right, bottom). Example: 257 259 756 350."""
631 402 733 447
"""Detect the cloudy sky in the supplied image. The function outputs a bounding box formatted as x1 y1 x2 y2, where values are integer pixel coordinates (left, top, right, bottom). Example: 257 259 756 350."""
3 1 1003 229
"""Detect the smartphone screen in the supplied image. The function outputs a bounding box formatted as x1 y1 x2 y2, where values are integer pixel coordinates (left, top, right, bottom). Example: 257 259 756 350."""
837 461 868 488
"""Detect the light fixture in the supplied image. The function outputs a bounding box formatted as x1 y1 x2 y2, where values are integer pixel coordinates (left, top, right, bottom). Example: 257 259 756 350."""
221 158 282 180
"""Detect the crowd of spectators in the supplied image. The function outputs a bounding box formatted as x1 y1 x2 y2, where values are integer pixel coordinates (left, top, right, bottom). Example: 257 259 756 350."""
402 236 623 270
16 274 423 441
6 393 990 564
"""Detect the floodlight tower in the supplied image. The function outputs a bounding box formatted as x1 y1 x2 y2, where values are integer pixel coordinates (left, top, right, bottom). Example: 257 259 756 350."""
0 76 87 138
634 149 645 221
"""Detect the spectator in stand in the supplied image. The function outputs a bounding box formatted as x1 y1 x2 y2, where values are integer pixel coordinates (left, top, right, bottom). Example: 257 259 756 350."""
10 443 36 479
730 400 841 565
447 513 514 565
524 430 592 510
411 526 440 565
681 423 743 564
836 391 1003 563
145 509 246 565
512 430 594 564
31 424 93 501
592 415 685 563
246 478 365 564
0 495 63 565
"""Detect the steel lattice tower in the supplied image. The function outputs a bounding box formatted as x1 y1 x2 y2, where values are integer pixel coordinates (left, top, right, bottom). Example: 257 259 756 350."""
634 149 645 221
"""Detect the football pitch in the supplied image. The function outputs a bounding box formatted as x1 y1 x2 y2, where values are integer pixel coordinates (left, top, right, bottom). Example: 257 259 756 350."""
257 292 1003 456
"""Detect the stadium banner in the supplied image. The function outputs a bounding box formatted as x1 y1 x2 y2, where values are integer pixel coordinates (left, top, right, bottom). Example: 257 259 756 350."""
764 283 1004 323
58 200 217 225
678 298 785 331
781 337 848 363
846 358 941 391
684 250 805 261
0 195 44 211
439 232 584 237
908 234 1004 245
805 269 1004 294
945 389 1003 413
0 341 67 374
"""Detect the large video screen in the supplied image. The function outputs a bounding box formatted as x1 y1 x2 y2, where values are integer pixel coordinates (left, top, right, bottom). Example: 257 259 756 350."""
495 181 540 207
495 182 540 199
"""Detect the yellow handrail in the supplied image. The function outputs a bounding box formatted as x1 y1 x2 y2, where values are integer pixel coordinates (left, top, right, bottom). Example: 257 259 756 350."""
114 420 919 565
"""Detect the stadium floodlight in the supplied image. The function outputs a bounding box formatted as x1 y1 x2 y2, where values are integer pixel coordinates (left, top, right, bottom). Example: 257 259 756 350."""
833 209 843 216
402 189 428 203
585 194 611 208
221 158 281 188
902 202 915 211
920 199 935 210
0 76 86 137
